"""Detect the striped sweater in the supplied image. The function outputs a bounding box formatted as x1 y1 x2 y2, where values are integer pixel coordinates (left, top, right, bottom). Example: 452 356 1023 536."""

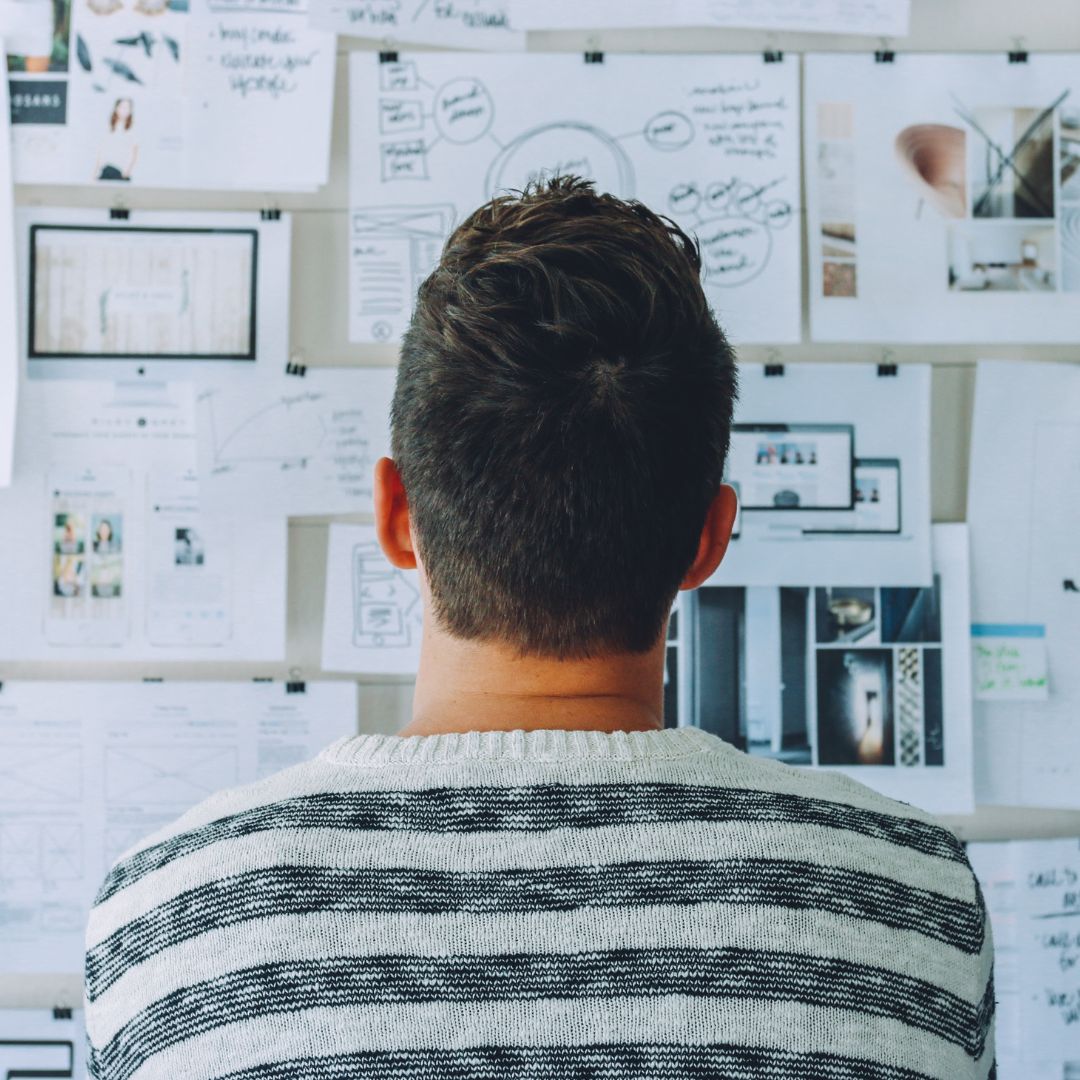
85 727 995 1080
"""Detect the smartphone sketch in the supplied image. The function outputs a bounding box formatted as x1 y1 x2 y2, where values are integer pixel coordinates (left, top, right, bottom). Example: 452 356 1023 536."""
145 471 233 646
45 468 130 646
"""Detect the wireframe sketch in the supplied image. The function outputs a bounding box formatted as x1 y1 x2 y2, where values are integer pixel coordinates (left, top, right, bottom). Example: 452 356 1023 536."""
350 53 801 344
105 744 239 803
351 540 421 649
0 744 82 802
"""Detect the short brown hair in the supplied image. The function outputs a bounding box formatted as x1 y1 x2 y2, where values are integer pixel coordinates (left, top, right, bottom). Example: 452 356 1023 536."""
391 176 737 658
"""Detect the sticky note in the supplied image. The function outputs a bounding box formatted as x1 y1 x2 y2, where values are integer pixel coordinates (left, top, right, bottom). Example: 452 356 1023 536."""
972 624 1049 702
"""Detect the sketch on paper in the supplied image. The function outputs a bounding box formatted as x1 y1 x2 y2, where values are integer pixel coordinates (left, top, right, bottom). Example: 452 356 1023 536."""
197 366 395 517
350 53 801 345
0 743 82 803
352 539 420 649
104 744 239 803
806 54 1080 343
322 523 423 674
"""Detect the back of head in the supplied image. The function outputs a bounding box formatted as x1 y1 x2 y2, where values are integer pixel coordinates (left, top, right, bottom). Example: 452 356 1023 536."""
392 176 738 659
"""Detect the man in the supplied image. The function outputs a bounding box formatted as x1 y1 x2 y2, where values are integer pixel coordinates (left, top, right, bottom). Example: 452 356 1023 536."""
86 177 994 1079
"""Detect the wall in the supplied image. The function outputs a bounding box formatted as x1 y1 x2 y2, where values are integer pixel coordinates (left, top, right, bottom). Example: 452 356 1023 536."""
5 0 1080 1008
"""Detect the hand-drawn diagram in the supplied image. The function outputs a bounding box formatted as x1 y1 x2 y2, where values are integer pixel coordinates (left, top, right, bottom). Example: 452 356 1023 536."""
350 53 801 344
197 367 395 516
351 539 421 649
0 744 82 803
0 823 82 881
105 744 238 804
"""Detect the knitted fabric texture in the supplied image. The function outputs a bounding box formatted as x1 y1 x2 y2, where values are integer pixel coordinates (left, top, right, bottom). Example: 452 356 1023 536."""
85 727 996 1080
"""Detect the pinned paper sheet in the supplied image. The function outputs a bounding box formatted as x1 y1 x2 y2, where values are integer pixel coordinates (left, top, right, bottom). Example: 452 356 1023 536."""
0 57 15 488
0 1007 86 1077
972 624 1050 701
969 838 1080 1078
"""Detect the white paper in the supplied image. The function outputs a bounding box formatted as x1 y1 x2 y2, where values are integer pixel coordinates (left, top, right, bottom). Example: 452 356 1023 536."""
0 680 357 974
309 0 522 50
711 363 932 588
511 0 910 35
348 52 801 346
0 379 287 661
683 524 973 815
969 361 1080 808
6 0 335 189
187 0 336 191
805 53 1080 343
15 207 291 381
198 365 395 518
0 1008 87 1078
969 839 1080 1079
322 522 422 675
972 624 1050 702
0 53 16 489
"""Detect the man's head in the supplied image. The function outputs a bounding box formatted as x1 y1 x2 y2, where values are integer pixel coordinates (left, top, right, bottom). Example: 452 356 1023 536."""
378 176 738 659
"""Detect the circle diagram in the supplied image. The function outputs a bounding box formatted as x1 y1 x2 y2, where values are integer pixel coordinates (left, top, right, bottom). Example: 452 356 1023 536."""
644 111 694 151
485 122 635 199
434 78 496 145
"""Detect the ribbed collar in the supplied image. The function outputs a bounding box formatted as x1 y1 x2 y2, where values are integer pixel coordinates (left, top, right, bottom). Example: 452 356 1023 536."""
321 726 725 767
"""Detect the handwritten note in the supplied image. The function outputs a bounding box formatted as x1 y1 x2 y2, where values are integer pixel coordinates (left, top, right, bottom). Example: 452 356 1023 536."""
972 623 1050 702
308 0 522 49
188 0 336 190
969 839 1080 1075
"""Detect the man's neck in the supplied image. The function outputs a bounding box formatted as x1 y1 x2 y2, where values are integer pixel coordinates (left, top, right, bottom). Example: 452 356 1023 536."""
399 617 668 738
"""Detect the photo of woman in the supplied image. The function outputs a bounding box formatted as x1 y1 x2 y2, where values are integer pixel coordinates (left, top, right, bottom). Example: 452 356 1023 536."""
95 97 139 181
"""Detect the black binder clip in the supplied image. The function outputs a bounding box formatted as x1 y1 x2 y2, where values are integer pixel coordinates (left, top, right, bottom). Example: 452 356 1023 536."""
877 363 898 377
584 51 603 64
285 360 307 377
53 1006 73 1020
764 363 784 377
109 207 129 220
286 680 306 694
1008 50 1029 64
1065 579 1079 593
379 50 398 63
763 49 784 64
260 208 281 221
874 49 895 63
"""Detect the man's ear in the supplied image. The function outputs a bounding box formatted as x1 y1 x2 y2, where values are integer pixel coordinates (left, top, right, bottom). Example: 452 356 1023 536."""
680 484 738 591
374 457 417 570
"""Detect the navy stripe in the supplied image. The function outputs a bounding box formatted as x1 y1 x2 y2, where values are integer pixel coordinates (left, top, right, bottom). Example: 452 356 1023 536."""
94 783 966 904
203 1043 946 1080
93 947 986 1080
85 858 983 1001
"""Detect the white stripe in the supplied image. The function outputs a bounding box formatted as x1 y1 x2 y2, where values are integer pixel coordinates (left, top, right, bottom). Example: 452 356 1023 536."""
123 996 978 1080
87 816 977 945
87 899 989 1044
108 747 946 866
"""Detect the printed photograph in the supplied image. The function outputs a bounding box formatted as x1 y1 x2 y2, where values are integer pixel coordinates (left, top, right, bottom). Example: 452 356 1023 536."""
175 527 206 566
823 260 856 297
90 554 123 598
5 0 72 72
54 511 85 555
881 576 942 644
92 514 122 555
1063 108 1080 202
816 648 895 766
815 586 878 645
947 222 1056 292
968 105 1056 219
52 553 85 598
855 475 881 503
